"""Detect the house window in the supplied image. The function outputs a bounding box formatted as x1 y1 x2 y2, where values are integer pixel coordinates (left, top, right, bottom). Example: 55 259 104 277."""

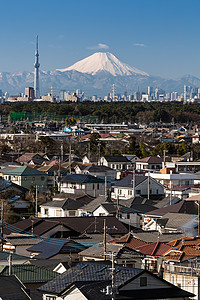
97 183 99 190
156 189 159 194
128 190 132 196
118 189 122 195
44 209 48 215
46 296 56 300
136 190 141 195
140 277 147 287
93 184 95 189
127 214 130 219
41 176 45 181
24 177 27 181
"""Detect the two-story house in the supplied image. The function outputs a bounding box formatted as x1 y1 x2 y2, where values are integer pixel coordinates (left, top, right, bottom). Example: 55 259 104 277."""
60 174 105 197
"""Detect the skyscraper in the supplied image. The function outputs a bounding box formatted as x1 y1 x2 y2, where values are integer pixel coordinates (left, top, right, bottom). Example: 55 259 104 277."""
34 35 40 99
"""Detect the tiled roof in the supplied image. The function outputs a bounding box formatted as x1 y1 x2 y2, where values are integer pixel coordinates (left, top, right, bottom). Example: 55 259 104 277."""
136 241 171 257
17 153 45 163
39 261 194 299
39 261 143 294
108 233 148 249
10 216 128 236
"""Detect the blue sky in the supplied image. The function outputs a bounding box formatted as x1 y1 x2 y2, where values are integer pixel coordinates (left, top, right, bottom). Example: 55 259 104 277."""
1 0 200 78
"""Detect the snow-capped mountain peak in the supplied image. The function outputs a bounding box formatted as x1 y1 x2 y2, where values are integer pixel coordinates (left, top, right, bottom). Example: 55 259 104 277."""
57 52 148 76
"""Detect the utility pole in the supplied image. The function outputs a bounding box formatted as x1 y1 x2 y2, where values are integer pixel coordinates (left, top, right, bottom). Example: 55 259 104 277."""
111 252 115 300
104 219 107 260
8 252 12 275
35 186 38 217
1 201 4 251
116 195 119 219
61 143 64 162
69 143 72 174
105 175 107 201
147 172 150 200
132 171 135 199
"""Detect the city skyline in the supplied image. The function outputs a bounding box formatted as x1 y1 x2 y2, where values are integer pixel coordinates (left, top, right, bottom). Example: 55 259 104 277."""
0 0 200 79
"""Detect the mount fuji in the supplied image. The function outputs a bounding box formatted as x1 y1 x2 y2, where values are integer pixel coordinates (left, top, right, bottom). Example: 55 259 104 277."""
0 52 200 96
57 52 149 77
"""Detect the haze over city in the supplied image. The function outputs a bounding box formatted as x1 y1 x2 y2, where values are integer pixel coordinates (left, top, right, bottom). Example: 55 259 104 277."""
1 0 200 79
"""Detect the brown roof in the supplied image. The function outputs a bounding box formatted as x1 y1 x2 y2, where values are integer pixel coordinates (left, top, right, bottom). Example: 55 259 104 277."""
108 233 148 249
185 195 200 201
17 153 46 163
163 236 200 262
8 216 128 237
136 156 163 164
135 241 171 257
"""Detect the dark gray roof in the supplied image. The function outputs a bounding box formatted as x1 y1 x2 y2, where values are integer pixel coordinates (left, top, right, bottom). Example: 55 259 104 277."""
39 261 143 294
41 198 84 210
159 212 197 229
133 231 185 243
61 174 105 184
114 174 147 188
102 155 130 163
0 251 29 262
85 164 116 172
82 195 111 213
0 275 30 300
100 202 116 214
39 261 194 299
28 259 62 270
79 243 144 259
27 238 86 259
5 233 41 246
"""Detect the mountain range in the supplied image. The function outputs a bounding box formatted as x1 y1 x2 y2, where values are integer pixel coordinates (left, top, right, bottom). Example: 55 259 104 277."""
0 52 200 97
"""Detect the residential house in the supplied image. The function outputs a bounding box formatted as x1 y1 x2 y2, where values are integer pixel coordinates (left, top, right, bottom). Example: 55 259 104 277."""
164 263 200 300
39 261 194 300
2 166 48 193
10 216 129 239
60 174 105 197
98 155 132 171
135 241 172 273
16 152 47 165
136 156 164 171
79 242 145 268
111 174 164 201
39 197 85 217
75 163 117 181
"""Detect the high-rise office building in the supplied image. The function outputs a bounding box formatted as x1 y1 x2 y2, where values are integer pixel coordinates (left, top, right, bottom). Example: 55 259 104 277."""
34 36 40 99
